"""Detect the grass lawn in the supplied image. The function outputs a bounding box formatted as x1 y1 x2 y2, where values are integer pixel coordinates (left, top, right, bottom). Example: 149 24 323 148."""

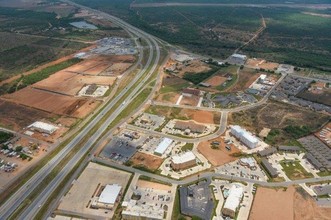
280 160 314 180
160 82 190 94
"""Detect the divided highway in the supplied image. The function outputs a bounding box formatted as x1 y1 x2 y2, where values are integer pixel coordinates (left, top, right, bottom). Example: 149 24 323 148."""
0 2 162 219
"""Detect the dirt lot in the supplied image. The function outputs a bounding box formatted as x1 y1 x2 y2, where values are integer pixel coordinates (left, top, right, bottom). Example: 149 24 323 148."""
55 117 77 127
227 68 261 92
250 186 331 220
246 58 279 70
170 59 211 78
294 188 331 220
0 100 57 131
2 87 100 118
249 186 295 220
130 152 164 171
33 70 116 96
204 74 227 87
146 105 221 124
180 96 200 106
228 100 330 134
67 55 134 76
137 179 172 191
58 162 131 219
197 137 240 166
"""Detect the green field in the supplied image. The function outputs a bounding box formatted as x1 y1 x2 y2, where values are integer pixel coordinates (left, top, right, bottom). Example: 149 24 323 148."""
280 160 314 180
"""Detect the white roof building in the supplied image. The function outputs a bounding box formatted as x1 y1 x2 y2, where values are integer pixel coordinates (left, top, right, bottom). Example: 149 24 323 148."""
231 53 247 60
231 125 259 149
223 185 244 213
28 121 58 134
172 151 196 164
154 138 173 156
98 184 122 205
259 74 267 81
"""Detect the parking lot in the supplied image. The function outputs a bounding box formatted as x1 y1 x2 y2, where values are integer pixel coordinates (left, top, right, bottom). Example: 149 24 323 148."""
100 137 138 163
179 180 215 220
215 158 268 181
133 113 165 131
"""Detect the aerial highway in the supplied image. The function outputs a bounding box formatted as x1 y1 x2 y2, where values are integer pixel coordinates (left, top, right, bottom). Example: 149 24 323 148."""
0 2 162 219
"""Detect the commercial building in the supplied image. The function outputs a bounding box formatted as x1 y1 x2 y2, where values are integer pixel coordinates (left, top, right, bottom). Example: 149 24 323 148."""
258 147 277 157
154 138 173 156
91 184 122 209
239 157 257 170
28 121 58 134
277 145 301 153
174 121 206 134
313 185 331 196
222 185 244 218
171 151 196 171
261 158 278 178
231 125 259 149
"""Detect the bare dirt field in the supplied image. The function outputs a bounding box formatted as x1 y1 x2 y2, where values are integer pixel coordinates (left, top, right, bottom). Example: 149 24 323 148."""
130 152 164 171
0 100 57 131
2 87 100 118
162 74 189 87
137 179 172 191
204 74 227 87
181 109 220 124
180 96 199 106
173 59 211 78
249 186 295 220
294 188 331 220
33 70 116 96
58 162 131 219
228 68 261 92
146 105 221 124
197 138 239 166
55 117 77 127
246 58 279 71
67 55 134 76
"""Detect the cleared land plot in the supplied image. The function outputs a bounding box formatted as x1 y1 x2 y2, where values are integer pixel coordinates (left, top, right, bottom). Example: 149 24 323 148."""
197 138 240 166
58 162 131 219
136 179 171 191
2 87 100 118
294 188 331 220
227 68 261 92
0 100 57 131
229 100 330 145
280 160 314 180
156 92 181 104
204 74 227 87
179 96 200 106
129 152 164 171
159 75 191 94
33 70 116 96
68 55 135 76
246 58 279 71
249 186 295 220
146 105 220 124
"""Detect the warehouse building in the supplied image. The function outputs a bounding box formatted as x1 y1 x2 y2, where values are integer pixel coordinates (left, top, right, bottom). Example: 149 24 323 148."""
171 151 196 171
154 138 173 156
222 185 244 218
261 158 278 178
91 184 122 209
231 125 259 149
28 121 58 134
277 145 301 153
174 121 206 134
258 147 277 157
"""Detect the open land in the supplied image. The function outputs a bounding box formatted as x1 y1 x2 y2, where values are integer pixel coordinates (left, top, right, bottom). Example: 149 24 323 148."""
146 105 221 124
204 74 227 87
249 186 295 220
227 67 261 92
129 152 164 171
0 100 58 131
2 87 100 118
229 100 330 145
197 137 240 166
57 162 132 219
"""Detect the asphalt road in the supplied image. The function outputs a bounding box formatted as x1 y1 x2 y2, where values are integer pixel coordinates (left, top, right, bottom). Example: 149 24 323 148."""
0 2 161 219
